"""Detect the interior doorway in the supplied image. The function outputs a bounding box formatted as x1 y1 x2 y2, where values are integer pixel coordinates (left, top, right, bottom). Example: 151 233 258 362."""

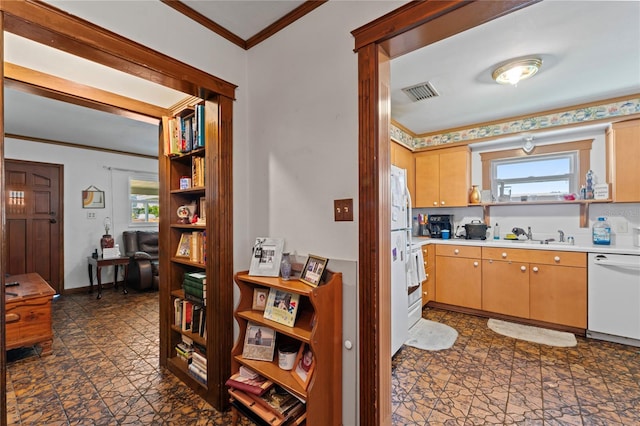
4 159 63 294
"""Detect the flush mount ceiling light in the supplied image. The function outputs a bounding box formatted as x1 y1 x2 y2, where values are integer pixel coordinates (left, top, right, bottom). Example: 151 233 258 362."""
492 58 542 85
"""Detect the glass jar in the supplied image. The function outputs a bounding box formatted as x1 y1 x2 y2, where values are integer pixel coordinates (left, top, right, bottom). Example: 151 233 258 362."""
280 253 292 280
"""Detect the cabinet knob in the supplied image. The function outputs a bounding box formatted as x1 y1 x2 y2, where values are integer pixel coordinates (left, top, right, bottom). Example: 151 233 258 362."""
425 273 429 280
532 266 539 272
344 340 353 350
441 201 445 205
454 249 460 254
554 256 561 263
502 252 507 259
473 261 479 267
433 201 438 206
520 265 527 272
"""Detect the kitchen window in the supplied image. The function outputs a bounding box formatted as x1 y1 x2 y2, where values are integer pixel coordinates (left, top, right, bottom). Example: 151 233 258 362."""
129 176 159 225
480 139 592 201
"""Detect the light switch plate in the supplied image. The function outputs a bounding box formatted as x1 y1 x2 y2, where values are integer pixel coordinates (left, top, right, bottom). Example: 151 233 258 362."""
334 199 353 221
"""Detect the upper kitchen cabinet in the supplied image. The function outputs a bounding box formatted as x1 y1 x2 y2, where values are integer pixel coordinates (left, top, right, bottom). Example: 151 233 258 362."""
607 119 640 203
414 146 470 208
391 140 415 205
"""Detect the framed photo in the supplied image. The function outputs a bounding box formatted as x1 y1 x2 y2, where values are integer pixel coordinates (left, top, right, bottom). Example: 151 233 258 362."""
252 288 269 311
242 322 276 362
82 186 105 209
291 343 315 390
249 237 284 277
262 288 300 327
300 255 329 287
175 233 192 257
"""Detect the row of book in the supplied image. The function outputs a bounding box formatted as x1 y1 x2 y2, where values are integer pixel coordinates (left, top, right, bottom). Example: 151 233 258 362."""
226 367 305 424
191 156 206 188
164 104 206 156
174 298 207 338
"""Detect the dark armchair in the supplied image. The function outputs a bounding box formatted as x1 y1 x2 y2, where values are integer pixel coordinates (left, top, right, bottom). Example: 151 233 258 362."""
122 230 159 291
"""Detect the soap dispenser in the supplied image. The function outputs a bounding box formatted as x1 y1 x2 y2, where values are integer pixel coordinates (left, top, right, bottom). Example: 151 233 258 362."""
493 223 500 240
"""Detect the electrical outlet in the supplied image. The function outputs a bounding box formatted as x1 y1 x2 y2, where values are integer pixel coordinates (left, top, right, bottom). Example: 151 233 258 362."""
616 220 628 233
87 212 96 219
334 199 353 221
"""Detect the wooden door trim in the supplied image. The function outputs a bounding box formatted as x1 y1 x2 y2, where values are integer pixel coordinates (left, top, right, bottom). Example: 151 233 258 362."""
353 1 539 423
0 12 6 426
5 159 64 294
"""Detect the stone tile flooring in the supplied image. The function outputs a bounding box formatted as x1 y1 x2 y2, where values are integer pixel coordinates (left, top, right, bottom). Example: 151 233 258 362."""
6 290 640 425
392 308 640 425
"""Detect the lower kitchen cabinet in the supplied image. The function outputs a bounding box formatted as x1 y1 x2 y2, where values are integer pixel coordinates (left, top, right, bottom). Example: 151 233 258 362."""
482 259 529 318
422 245 435 306
530 264 586 328
435 245 481 309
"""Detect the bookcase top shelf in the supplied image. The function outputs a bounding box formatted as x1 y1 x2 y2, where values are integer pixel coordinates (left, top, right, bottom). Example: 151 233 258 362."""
234 272 332 297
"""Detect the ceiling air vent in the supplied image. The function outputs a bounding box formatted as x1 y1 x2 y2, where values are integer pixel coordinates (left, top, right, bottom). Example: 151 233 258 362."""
401 81 439 102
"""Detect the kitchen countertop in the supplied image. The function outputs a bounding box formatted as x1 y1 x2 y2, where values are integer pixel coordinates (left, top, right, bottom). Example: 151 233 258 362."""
411 236 640 255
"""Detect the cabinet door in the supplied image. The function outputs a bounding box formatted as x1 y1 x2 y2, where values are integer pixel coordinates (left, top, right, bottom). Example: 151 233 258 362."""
607 119 640 202
435 256 481 309
421 246 435 305
415 153 440 207
391 141 415 204
439 148 470 207
482 260 529 318
530 264 586 328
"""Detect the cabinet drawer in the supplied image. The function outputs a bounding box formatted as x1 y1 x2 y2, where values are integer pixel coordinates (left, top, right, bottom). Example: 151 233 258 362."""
6 300 52 342
482 247 586 267
436 244 481 258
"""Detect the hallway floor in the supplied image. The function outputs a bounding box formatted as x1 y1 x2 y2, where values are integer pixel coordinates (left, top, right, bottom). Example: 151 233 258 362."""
6 290 640 425
392 308 640 425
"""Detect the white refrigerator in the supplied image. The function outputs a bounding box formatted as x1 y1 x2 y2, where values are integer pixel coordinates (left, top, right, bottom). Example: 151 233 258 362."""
390 165 412 356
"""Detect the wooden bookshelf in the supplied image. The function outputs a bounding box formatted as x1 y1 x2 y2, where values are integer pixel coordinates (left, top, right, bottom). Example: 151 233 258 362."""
159 93 234 411
230 271 343 425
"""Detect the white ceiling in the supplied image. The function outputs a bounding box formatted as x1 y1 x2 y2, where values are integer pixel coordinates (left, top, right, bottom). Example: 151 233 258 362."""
3 1 639 157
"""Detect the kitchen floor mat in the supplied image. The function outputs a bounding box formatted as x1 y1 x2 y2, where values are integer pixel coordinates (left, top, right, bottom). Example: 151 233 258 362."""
488 318 577 347
405 318 458 351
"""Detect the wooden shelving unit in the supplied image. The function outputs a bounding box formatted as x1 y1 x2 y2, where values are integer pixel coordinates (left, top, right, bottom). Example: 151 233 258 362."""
231 271 343 425
159 93 234 411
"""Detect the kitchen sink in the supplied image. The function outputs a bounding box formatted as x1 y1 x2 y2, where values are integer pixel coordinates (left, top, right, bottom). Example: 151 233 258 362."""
503 239 574 246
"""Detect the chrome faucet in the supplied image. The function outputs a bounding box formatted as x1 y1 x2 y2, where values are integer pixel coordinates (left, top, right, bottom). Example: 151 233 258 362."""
558 230 565 242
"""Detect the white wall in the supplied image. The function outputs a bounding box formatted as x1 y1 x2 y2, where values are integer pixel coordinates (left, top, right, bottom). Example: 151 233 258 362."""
5 138 158 289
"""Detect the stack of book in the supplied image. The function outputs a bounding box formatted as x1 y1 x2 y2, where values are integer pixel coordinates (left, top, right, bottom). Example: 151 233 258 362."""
183 272 206 306
229 383 306 424
188 345 207 385
226 366 274 396
175 335 193 363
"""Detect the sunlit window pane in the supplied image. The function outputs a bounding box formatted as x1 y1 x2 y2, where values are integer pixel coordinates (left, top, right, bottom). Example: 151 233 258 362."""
130 177 159 224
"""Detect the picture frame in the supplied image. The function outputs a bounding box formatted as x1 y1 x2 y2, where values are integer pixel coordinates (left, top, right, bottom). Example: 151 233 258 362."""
249 237 285 277
300 254 329 287
82 186 105 209
175 233 192 257
242 322 276 362
252 288 269 311
262 288 300 327
291 343 315 390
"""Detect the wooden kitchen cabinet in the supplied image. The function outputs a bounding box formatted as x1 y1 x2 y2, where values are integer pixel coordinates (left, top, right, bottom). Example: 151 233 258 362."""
435 245 481 309
421 245 435 305
414 146 470 208
391 140 415 204
606 119 640 202
481 247 587 328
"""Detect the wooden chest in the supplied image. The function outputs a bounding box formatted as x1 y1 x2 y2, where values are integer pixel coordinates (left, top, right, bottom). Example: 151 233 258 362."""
5 273 56 356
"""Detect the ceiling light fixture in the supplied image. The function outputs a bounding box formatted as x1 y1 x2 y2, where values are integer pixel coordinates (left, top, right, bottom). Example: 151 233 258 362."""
492 58 542 85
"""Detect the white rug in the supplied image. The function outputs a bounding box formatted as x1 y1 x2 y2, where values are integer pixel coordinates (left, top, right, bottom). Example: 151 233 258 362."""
488 319 577 347
405 319 458 351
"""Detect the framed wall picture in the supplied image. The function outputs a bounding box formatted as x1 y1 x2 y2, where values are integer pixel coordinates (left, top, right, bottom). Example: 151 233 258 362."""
291 343 315 390
242 322 276 362
252 288 269 311
300 254 329 287
82 186 105 209
249 237 284 277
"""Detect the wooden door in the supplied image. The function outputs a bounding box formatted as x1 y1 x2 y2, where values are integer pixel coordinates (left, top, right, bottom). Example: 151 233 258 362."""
530 264 587 328
5 160 63 294
415 152 439 207
482 259 529 318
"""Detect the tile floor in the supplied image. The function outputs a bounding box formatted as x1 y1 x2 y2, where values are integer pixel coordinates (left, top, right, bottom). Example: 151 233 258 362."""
392 308 640 425
6 290 640 425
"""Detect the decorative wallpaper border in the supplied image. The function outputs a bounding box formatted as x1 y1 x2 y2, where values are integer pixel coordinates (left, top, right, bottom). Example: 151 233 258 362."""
391 97 640 149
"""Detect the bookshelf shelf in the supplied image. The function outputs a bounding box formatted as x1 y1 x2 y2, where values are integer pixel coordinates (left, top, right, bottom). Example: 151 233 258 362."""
230 271 343 425
159 93 234 411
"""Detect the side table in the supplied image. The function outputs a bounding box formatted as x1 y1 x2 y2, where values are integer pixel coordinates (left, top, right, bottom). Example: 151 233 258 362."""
87 256 129 299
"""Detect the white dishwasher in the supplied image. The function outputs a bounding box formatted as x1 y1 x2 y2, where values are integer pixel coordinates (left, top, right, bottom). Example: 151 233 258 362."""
587 253 640 346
